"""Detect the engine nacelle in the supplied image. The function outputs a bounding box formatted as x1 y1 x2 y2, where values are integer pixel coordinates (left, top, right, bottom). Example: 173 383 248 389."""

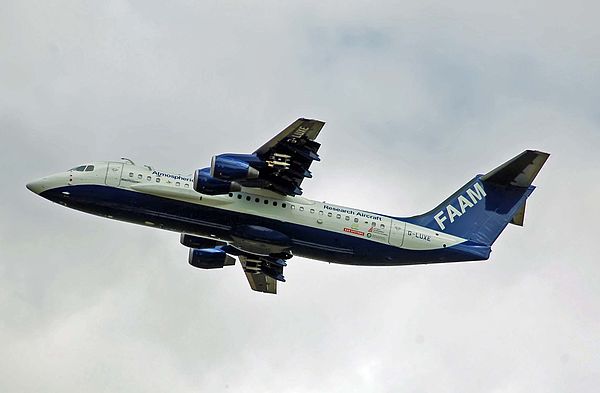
193 169 241 195
188 247 236 269
211 155 259 181
180 234 221 249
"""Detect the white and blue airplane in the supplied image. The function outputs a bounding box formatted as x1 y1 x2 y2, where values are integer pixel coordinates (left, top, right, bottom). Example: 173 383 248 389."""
27 119 549 294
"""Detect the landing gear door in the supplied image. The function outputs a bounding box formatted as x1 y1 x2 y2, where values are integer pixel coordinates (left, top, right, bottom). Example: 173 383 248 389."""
105 162 123 187
388 219 406 247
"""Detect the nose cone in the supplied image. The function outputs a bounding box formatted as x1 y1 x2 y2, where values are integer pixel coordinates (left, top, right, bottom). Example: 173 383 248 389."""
26 178 47 194
26 172 68 195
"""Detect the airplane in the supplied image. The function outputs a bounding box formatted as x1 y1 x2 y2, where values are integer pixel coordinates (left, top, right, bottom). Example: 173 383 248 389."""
26 118 549 294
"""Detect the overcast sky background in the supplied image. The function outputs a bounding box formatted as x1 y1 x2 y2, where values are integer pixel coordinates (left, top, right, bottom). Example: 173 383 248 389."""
1 1 599 392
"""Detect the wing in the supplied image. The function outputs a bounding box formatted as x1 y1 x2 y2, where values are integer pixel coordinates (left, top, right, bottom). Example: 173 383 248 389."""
199 118 325 196
239 256 279 294
252 118 325 195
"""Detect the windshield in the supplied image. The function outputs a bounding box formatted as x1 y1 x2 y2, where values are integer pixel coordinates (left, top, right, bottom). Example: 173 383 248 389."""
69 165 95 172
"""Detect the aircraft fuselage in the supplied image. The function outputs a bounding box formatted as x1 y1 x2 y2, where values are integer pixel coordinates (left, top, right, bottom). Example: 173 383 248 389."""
27 160 483 266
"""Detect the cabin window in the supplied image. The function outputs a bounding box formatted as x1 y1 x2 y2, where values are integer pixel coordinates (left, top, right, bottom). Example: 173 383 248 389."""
156 178 161 183
184 183 189 188
282 203 287 208
345 216 350 221
129 172 134 177
255 198 260 203
299 206 304 212
264 199 269 205
354 218 359 223
380 223 385 229
137 174 142 180
372 222 376 226
273 201 278 207
327 212 332 218
84 165 94 171
246 196 251 201
237 194 242 199
291 205 295 210
310 209 315 214
147 176 151 181
229 193 233 197
319 210 323 216
336 214 341 219
176 182 180 187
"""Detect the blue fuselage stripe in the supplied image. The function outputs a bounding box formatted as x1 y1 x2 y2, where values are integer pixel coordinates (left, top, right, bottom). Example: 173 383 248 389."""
40 185 486 266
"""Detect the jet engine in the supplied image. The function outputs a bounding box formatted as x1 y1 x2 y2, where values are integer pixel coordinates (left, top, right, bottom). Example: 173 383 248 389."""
211 154 260 181
180 234 221 249
188 247 236 269
193 168 241 195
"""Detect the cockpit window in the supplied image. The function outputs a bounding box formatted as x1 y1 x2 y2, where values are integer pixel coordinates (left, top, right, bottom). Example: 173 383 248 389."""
70 165 86 172
84 165 94 172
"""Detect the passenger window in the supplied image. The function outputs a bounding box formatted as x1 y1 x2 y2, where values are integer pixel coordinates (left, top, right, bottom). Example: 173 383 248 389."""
282 203 287 208
156 178 161 183
129 172 134 177
310 209 315 214
229 193 233 197
291 205 295 210
372 222 376 226
255 198 260 203
137 174 142 179
319 211 323 215
345 216 350 221
147 176 151 181
380 224 385 229
299 206 304 212
264 199 269 204
184 183 189 188
327 212 332 217
85 165 94 171
336 214 341 219
237 194 242 199
273 201 278 207
354 218 359 223
176 182 180 187
246 196 251 201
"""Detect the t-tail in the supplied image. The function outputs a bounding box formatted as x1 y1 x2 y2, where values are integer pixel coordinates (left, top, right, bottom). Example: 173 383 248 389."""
405 150 549 259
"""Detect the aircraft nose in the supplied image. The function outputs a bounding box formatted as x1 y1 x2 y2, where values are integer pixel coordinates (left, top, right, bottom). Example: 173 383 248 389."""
26 178 47 194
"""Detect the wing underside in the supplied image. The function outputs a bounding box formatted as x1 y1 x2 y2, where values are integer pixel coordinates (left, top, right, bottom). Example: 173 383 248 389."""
239 256 279 294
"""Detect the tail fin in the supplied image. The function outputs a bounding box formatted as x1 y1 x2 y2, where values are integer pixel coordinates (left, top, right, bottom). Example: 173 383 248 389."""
405 150 549 247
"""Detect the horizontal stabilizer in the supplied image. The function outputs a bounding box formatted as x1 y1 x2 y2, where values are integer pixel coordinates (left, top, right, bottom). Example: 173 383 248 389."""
481 150 549 188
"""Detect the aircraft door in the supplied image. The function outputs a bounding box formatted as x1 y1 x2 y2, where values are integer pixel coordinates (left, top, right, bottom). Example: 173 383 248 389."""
388 219 406 247
105 162 123 187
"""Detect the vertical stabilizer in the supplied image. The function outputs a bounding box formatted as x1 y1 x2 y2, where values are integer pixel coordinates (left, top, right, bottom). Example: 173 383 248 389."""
404 150 549 247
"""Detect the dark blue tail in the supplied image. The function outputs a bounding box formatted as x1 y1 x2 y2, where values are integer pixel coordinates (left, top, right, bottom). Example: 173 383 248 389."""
404 150 549 247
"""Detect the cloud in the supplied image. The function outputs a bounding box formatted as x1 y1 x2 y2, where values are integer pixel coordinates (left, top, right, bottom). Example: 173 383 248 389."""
1 0 599 391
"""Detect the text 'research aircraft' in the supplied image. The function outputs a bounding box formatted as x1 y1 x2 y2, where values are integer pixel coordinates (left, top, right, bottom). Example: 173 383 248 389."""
27 119 549 294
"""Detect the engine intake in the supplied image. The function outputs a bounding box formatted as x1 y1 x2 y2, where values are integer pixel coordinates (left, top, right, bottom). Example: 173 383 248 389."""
194 169 241 195
188 247 236 269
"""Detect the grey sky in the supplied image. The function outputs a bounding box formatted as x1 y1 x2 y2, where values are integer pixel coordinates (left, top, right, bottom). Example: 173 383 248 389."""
1 0 599 391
